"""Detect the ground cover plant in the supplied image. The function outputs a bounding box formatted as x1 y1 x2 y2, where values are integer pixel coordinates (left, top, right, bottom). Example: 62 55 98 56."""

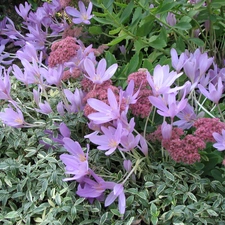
1 0 225 224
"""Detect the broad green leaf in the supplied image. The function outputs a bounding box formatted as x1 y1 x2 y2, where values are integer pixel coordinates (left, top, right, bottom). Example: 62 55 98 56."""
163 169 175 181
156 184 166 196
120 1 134 23
100 212 109 225
150 203 158 215
5 211 19 219
156 1 178 14
207 209 219 217
174 22 192 30
88 26 103 35
189 38 205 47
187 192 197 202
126 52 141 75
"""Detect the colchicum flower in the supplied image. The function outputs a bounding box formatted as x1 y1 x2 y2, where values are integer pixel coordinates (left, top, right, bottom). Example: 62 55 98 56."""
65 1 93 25
213 129 225 151
0 107 24 128
60 137 89 181
84 58 118 85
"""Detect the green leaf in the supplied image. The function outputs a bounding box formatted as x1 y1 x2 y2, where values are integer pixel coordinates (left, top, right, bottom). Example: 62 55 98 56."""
88 26 103 35
75 198 85 206
156 1 178 14
189 38 205 47
148 27 167 49
109 27 121 35
187 192 197 202
126 216 135 225
151 216 158 225
163 169 175 181
120 1 134 23
150 203 158 215
107 35 128 46
156 184 166 196
100 212 109 225
145 181 155 188
174 22 192 30
126 52 141 75
5 211 19 219
207 209 219 217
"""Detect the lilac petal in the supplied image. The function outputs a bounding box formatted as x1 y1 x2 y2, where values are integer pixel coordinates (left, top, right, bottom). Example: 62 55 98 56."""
118 192 126 214
63 137 84 156
104 63 118 78
108 88 118 110
60 123 71 137
87 98 111 113
78 1 86 14
84 58 95 78
86 2 93 15
88 112 112 124
65 6 81 17
212 132 223 142
105 191 117 207
97 58 106 77
213 143 225 151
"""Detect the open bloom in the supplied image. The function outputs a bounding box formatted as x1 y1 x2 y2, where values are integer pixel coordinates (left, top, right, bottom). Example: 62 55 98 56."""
87 88 121 124
198 77 223 104
0 107 24 128
213 129 225 151
149 92 188 119
147 64 182 96
65 1 93 25
84 58 118 84
76 169 115 199
60 138 89 181
87 123 123 155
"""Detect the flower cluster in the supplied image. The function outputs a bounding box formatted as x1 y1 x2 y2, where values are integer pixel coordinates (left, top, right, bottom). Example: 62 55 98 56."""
1 0 225 217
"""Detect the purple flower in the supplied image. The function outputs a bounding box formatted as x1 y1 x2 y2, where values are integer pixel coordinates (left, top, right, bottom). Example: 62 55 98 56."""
173 103 203 129
65 1 93 25
138 135 148 156
88 123 123 155
64 88 85 113
59 122 71 138
147 64 182 96
119 133 140 152
170 48 187 73
43 65 63 86
12 59 42 85
161 121 172 139
213 129 225 151
16 42 39 62
84 58 118 84
77 169 115 199
166 12 176 26
105 183 126 214
0 45 14 65
0 66 11 100
60 137 89 181
123 80 140 106
0 107 24 128
183 49 214 88
36 101 53 115
87 88 121 124
15 2 31 20
149 92 188 119
198 77 223 104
